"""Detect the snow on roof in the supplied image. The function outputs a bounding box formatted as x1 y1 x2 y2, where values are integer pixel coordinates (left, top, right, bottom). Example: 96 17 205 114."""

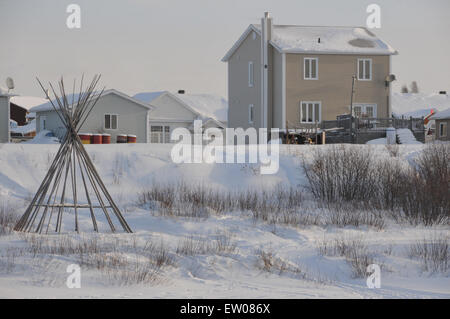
223 24 397 61
132 91 167 104
175 93 228 123
30 89 151 113
430 108 450 120
10 96 48 111
134 91 228 125
392 93 450 117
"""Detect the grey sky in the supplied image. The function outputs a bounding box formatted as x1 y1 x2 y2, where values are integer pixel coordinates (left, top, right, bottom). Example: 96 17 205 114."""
1 0 449 98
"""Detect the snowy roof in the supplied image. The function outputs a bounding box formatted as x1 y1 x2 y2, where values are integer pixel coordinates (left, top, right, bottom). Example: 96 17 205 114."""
430 108 450 120
392 93 450 117
30 89 151 113
174 93 228 123
10 96 48 111
132 91 166 104
133 91 228 125
222 24 397 61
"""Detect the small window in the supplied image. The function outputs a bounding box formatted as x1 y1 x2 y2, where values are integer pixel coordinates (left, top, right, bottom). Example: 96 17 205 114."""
104 114 118 129
358 59 372 81
248 104 254 124
353 104 377 118
440 122 447 137
248 61 254 87
304 58 318 80
151 125 171 143
300 101 321 123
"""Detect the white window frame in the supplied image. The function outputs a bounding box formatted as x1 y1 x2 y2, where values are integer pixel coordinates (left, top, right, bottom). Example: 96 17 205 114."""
104 114 118 130
439 122 447 137
357 58 372 81
40 115 47 130
150 125 171 143
248 61 254 87
248 104 254 124
352 103 377 118
300 101 322 123
304 57 318 80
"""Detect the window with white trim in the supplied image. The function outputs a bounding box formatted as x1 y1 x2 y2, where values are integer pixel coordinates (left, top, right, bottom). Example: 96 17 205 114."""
300 101 321 123
248 61 254 87
353 104 377 118
248 104 254 124
104 114 118 129
358 59 372 80
439 122 447 137
304 57 318 80
150 125 171 143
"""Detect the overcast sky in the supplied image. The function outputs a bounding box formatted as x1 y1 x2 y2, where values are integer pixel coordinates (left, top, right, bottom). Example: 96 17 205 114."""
0 0 449 98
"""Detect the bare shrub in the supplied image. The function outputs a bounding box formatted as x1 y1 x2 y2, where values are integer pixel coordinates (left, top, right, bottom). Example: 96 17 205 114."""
255 249 305 278
176 232 237 256
317 237 378 278
303 145 376 203
385 144 400 157
408 235 449 273
403 144 449 225
0 201 19 235
326 204 385 230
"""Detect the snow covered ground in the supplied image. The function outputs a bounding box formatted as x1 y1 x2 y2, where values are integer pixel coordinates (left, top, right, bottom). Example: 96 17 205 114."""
0 143 448 298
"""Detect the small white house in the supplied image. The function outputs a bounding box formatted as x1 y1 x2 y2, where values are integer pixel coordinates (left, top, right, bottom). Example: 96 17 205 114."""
0 87 14 143
133 91 227 143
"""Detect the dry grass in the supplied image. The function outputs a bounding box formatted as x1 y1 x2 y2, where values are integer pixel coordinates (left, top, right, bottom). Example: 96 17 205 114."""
176 232 237 256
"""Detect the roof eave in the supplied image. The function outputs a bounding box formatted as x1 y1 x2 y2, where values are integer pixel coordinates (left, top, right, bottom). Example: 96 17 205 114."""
221 24 261 62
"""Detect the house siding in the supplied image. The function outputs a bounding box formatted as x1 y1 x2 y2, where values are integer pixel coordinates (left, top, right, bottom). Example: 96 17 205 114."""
0 96 10 143
36 93 149 143
227 30 262 130
285 53 390 125
436 119 450 141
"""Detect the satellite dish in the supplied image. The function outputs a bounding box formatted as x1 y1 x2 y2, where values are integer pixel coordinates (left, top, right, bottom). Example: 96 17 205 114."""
6 77 15 91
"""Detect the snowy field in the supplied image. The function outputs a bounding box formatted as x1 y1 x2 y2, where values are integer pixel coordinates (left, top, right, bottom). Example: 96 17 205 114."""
0 143 448 299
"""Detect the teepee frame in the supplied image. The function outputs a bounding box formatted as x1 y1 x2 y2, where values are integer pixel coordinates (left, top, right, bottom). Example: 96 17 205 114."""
14 75 132 234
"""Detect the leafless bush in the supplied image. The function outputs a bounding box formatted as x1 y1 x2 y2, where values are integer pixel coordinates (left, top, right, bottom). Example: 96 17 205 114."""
326 204 385 230
22 234 175 286
112 153 128 185
385 144 400 157
0 201 19 235
303 145 377 203
139 182 305 222
317 237 377 278
176 233 237 256
255 249 305 278
404 144 449 225
408 235 449 273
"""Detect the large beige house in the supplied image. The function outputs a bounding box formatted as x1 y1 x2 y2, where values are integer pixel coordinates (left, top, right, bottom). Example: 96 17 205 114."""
222 13 398 131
